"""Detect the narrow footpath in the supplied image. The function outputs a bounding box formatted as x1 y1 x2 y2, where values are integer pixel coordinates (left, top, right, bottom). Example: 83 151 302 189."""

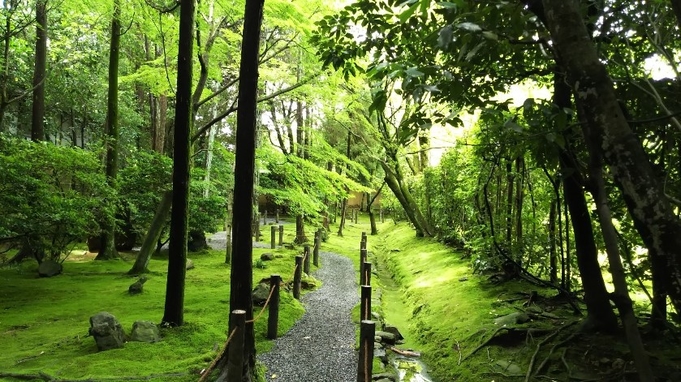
257 250 358 382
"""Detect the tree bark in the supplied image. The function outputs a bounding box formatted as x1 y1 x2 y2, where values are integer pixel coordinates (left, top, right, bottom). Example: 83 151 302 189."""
96 0 121 261
215 0 264 379
543 0 681 315
30 0 47 142
128 190 172 274
670 0 681 30
161 0 195 327
294 214 307 244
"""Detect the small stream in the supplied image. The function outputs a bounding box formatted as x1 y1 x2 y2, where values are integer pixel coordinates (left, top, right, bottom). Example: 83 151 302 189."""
394 356 432 382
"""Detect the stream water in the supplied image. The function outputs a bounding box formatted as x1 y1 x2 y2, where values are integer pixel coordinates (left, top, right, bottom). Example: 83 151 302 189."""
394 357 432 382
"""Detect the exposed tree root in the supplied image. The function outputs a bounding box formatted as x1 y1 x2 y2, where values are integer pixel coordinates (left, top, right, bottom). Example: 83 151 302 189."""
0 372 190 382
524 321 577 382
462 326 551 362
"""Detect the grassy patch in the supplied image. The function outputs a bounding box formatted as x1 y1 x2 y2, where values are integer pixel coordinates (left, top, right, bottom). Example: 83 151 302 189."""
0 242 305 381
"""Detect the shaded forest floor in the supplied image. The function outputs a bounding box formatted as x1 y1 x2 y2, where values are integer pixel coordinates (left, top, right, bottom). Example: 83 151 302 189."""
370 222 681 382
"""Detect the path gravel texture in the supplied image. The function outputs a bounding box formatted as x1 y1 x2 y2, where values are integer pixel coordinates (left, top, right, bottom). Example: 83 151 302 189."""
258 250 359 382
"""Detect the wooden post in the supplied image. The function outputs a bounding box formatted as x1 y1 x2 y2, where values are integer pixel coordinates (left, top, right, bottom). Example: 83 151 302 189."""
354 208 359 224
226 309 246 381
270 225 276 249
363 262 372 286
303 245 311 275
313 230 320 267
278 224 284 246
359 248 368 285
267 274 280 339
225 225 232 264
293 255 302 299
275 208 280 223
357 320 375 382
360 285 372 321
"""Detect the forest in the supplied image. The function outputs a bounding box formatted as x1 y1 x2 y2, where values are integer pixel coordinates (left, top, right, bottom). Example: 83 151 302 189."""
1 0 681 381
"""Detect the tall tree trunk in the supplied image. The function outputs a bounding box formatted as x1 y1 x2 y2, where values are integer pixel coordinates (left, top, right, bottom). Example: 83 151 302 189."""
161 0 194 327
337 197 348 236
31 0 47 142
553 64 617 330
294 214 307 244
543 0 681 315
215 0 264 379
514 156 524 253
96 0 121 261
560 151 618 331
367 182 384 235
586 131 655 381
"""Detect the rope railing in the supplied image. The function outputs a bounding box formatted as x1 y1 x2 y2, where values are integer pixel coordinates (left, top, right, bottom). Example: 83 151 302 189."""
197 326 239 382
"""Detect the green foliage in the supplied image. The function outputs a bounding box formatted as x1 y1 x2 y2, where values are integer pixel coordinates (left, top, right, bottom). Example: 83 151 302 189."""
0 136 113 261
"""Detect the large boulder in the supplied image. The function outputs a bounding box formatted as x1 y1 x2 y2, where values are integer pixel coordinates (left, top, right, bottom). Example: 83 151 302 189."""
260 253 275 261
252 283 270 306
130 320 160 343
89 312 125 351
38 260 62 277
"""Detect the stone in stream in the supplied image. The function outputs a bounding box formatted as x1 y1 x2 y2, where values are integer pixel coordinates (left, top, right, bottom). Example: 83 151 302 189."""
382 325 405 342
375 330 397 345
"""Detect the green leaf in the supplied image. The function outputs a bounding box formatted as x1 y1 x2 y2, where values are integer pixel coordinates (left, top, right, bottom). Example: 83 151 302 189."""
437 25 453 49
399 2 419 23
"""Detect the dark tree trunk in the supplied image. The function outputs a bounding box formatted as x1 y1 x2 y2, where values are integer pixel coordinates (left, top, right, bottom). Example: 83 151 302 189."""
31 0 46 142
560 151 618 331
552 64 617 331
543 0 681 315
215 0 264 379
161 0 195 327
96 0 121 261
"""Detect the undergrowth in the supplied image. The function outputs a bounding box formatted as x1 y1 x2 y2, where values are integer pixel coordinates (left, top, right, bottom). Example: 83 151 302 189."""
373 222 681 381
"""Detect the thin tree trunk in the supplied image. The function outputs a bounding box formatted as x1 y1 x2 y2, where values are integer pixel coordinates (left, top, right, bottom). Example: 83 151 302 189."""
96 0 121 261
128 190 172 274
548 199 558 285
586 132 654 382
337 197 347 236
31 0 47 142
294 214 307 244
505 159 514 245
161 0 194 327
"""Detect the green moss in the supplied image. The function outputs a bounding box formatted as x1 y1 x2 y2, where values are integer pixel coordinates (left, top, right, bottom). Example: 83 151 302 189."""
0 245 304 381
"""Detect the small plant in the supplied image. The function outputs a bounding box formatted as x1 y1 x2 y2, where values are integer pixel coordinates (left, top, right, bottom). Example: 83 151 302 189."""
253 258 267 269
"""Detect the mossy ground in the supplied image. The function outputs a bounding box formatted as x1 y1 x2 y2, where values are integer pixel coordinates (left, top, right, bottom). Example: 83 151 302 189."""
0 227 307 382
372 222 681 381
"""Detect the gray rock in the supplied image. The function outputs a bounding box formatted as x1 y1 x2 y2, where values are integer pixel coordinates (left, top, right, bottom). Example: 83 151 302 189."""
252 283 270 306
372 373 398 382
89 312 125 351
374 346 387 363
375 331 397 345
38 260 62 277
186 258 195 270
382 325 404 341
128 276 147 295
494 312 531 326
130 320 160 343
260 253 275 261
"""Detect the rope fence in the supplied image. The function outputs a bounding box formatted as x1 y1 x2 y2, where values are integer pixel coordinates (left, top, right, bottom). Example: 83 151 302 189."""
199 223 324 381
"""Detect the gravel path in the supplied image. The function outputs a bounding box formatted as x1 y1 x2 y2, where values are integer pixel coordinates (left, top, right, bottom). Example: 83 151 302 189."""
258 251 359 382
